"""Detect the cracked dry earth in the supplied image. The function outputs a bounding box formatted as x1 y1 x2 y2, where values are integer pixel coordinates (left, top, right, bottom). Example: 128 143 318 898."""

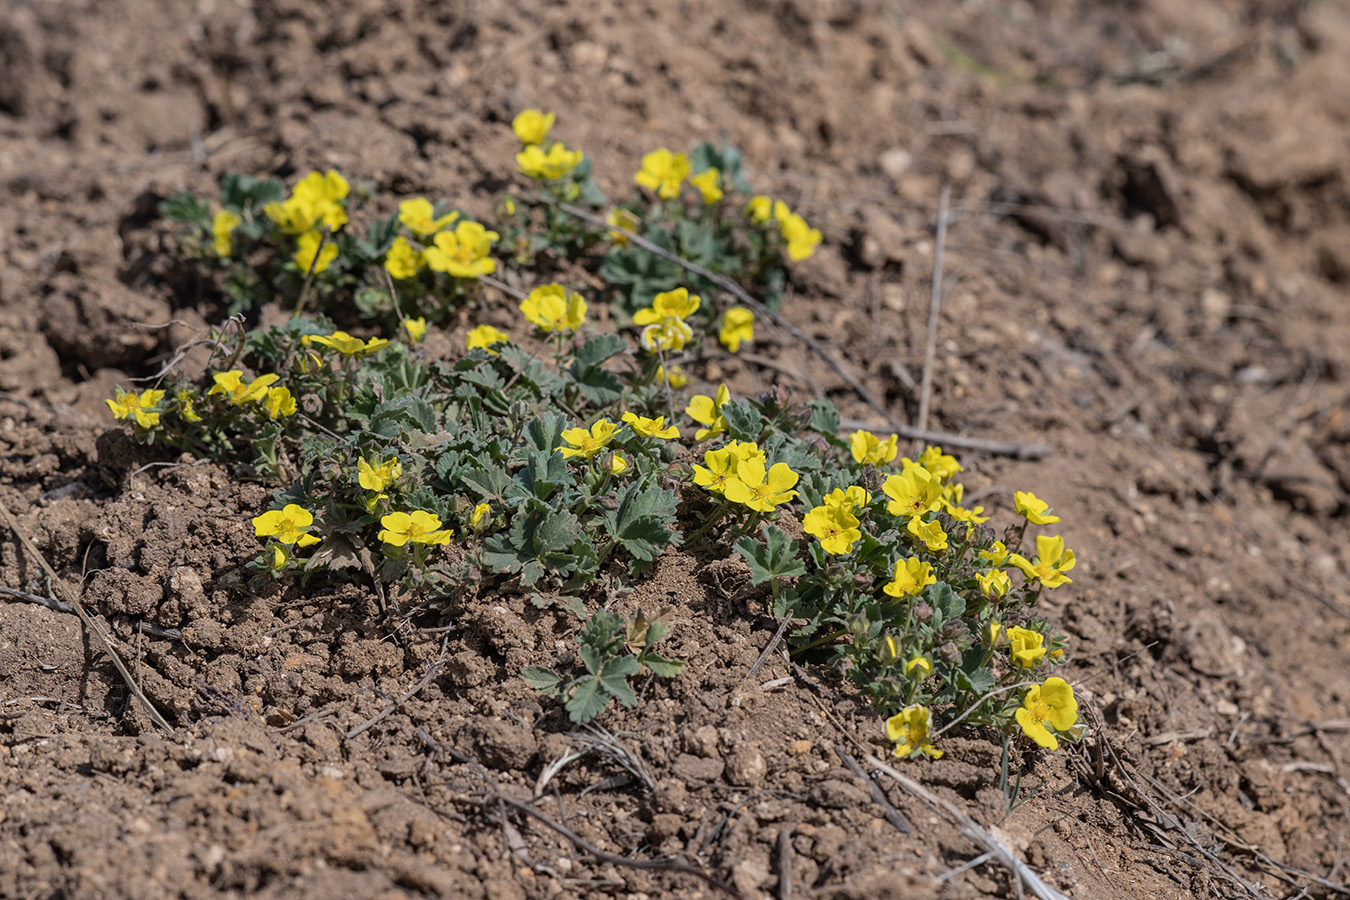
2 1 1350 898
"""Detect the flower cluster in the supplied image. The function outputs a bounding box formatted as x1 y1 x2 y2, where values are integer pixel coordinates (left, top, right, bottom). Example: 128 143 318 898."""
746 196 821 261
264 170 350 273
514 108 584 181
386 196 499 282
633 287 700 353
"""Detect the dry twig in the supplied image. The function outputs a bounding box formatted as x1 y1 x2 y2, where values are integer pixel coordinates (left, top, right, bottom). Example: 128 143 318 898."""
915 183 950 443
417 730 743 899
0 496 174 732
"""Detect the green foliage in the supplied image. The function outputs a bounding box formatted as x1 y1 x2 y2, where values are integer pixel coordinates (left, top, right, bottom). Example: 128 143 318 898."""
523 609 684 724
118 125 1075 751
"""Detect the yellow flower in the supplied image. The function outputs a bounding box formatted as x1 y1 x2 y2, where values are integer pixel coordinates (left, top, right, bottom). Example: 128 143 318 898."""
512 109 556 145
1009 535 1076 588
883 556 936 598
466 324 510 353
686 384 730 441
727 440 766 465
886 705 942 759
605 208 641 245
979 541 1010 568
106 387 166 429
358 456 403 492
882 466 943 518
850 430 899 466
384 236 425 279
559 420 619 459
378 510 452 547
824 486 872 514
402 317 428 343
264 386 296 420
692 445 739 495
988 621 1004 646
657 364 689 388
1014 491 1060 525
267 543 290 571
778 209 821 261
689 167 723 204
398 198 458 237
719 307 754 353
516 143 583 180
520 283 587 332
745 195 773 224
639 317 692 352
609 452 628 474
253 504 321 547
881 636 901 664
906 516 948 553
295 229 337 274
910 447 960 483
1008 626 1047 668
303 331 391 356
470 503 491 531
802 504 861 555
633 287 701 325
905 656 932 680
943 497 990 524
634 148 690 199
723 459 799 512
208 370 279 405
212 210 241 257
174 389 202 423
622 412 679 439
265 170 349 233
977 569 1011 600
425 221 499 278
1015 677 1079 750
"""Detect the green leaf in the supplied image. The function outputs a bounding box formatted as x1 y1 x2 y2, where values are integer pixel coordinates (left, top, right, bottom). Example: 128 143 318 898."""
735 525 807 584
570 367 625 406
720 399 764 441
518 450 569 500
521 666 562 696
598 655 640 707
605 483 679 562
639 652 685 678
523 414 569 458
564 675 609 723
929 582 964 623
572 334 628 372
159 192 211 228
481 507 581 587
219 173 284 211
579 610 625 656
807 399 842 441
370 396 437 436
461 465 512 499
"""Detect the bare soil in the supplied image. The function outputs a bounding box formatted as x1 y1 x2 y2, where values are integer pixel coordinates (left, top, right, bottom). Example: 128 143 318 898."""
3 1 1350 898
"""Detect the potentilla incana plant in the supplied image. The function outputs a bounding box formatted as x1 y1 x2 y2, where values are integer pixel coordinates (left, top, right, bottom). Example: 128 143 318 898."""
124 112 1079 742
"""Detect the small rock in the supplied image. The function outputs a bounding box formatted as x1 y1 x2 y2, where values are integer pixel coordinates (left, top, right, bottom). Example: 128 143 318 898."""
810 778 868 809
788 739 813 756
467 719 538 770
683 724 720 758
645 813 683 842
731 856 772 896
724 745 767 788
671 753 725 784
878 147 912 179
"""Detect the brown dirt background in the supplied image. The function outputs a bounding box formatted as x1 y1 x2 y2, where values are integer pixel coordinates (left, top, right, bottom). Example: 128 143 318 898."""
3 0 1350 898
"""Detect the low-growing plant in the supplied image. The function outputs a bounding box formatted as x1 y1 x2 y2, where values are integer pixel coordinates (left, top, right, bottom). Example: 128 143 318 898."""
113 108 1081 743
